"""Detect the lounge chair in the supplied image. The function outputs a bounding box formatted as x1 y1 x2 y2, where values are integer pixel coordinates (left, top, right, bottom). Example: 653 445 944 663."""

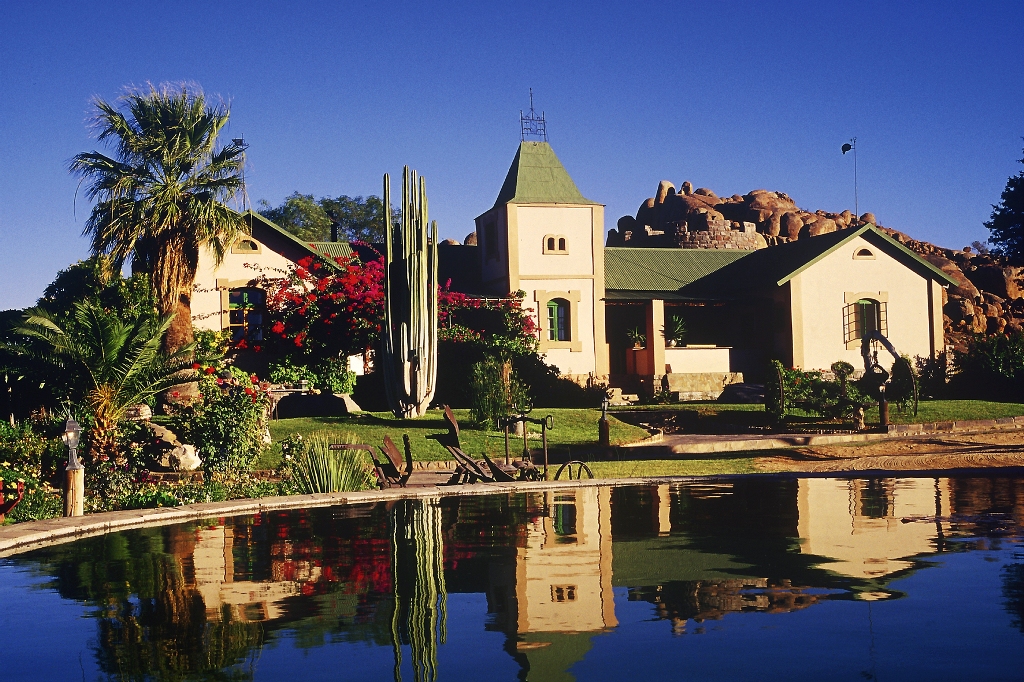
437 405 524 484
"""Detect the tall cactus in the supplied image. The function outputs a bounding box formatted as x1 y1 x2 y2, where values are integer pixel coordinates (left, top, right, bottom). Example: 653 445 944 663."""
381 167 439 419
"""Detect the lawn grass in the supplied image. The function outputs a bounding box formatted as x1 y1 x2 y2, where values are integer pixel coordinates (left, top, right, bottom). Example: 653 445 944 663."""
865 400 1024 425
263 408 651 468
611 400 1024 430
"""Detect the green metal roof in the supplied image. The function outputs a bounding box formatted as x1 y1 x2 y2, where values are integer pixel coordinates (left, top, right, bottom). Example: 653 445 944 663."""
308 241 355 260
605 225 959 300
678 224 959 298
604 247 751 292
493 141 599 207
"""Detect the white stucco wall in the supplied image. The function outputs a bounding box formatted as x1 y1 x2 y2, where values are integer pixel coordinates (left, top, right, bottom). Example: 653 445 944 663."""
192 242 295 332
791 235 942 370
515 206 596 277
530 278 599 377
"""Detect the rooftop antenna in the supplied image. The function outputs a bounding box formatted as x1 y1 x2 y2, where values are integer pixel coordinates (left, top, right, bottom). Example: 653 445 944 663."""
520 89 547 142
841 137 858 217
232 135 250 212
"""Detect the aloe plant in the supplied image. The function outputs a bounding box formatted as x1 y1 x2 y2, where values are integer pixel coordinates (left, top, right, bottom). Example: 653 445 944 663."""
381 167 439 418
289 432 375 494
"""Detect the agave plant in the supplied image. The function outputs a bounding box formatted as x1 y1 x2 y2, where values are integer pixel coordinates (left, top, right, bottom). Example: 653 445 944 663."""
13 300 195 463
288 431 375 494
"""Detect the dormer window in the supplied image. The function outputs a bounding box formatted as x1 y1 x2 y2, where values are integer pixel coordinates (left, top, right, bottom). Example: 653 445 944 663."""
231 239 261 254
853 247 875 260
543 234 569 255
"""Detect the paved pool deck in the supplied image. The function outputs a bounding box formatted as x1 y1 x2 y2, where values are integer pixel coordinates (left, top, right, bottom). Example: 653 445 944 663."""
619 415 1024 456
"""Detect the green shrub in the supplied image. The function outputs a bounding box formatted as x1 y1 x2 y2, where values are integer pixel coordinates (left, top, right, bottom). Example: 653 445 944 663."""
951 332 1024 401
268 357 318 386
267 356 356 394
764 360 786 426
169 366 271 473
0 420 63 481
470 357 530 428
314 357 357 394
0 463 61 523
282 431 375 493
888 355 918 414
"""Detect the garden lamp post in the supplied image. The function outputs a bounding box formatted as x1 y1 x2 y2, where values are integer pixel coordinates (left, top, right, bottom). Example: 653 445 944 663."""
599 397 611 448
878 385 889 432
62 418 84 517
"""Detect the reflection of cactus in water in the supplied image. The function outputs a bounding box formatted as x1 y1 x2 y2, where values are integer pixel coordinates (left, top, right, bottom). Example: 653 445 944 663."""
390 499 448 682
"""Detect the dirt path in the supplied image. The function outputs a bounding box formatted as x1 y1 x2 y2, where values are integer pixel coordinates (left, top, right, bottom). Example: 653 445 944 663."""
757 431 1024 472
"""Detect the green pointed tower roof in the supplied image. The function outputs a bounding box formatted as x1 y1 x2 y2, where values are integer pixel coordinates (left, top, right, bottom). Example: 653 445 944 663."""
493 141 599 207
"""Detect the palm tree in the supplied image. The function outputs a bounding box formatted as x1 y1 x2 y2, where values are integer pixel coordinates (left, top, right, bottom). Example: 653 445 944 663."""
14 301 196 464
70 82 248 355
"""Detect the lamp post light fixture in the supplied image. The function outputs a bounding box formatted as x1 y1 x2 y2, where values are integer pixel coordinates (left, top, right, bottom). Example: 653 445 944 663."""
599 396 611 448
61 418 84 517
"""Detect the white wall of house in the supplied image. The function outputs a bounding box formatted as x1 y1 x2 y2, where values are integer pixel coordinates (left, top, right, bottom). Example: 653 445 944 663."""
511 203 607 381
192 238 294 332
790 234 944 370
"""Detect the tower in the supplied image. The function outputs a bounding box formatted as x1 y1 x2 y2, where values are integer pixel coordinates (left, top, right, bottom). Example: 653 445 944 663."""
474 141 608 381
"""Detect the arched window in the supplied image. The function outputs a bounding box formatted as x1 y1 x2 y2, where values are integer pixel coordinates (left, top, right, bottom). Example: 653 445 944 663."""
228 287 266 342
853 247 875 260
547 298 570 342
844 298 887 343
542 234 568 254
231 238 261 254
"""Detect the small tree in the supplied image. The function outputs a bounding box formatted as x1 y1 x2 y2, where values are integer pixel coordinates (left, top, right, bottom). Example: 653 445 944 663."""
986 143 1024 263
13 302 195 463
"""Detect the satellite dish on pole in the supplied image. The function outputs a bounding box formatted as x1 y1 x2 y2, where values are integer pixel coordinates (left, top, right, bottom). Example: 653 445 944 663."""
841 143 853 154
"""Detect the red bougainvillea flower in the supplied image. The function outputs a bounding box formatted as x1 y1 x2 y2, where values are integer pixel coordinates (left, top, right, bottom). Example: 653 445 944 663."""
244 387 254 396
250 375 259 384
192 363 201 370
205 366 216 374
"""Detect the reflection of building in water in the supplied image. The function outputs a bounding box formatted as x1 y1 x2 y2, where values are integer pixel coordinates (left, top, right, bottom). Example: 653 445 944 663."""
485 487 615 681
514 487 616 633
797 477 950 580
184 522 301 622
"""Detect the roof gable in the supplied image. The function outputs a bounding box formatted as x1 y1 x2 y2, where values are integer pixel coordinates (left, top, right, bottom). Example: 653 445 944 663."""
493 142 599 207
245 211 341 269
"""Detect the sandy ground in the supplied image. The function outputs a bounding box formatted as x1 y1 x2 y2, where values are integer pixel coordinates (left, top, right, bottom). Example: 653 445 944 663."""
757 430 1024 472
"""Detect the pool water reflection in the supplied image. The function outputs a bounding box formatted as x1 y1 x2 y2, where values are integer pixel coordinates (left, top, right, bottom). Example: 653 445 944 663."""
2 474 1024 681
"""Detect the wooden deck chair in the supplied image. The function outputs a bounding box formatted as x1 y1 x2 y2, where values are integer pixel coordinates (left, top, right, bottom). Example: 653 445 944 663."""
479 451 516 482
380 435 413 488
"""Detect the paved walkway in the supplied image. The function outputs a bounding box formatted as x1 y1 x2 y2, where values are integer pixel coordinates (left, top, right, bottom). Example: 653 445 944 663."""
620 416 1024 456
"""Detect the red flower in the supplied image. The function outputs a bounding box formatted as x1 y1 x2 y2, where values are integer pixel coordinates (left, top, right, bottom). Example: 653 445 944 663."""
192 362 201 370
172 391 180 398
271 321 285 334
205 366 216 374
236 338 249 349
251 375 259 384
244 387 255 396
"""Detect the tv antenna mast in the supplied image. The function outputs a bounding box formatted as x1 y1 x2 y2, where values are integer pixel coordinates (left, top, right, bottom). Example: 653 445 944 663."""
842 137 858 217
520 89 547 142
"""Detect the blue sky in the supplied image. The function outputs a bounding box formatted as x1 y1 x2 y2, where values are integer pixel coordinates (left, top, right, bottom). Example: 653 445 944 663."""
1 0 1022 309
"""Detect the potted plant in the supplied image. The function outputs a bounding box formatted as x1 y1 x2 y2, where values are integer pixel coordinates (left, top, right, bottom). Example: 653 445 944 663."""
662 315 687 347
627 327 646 349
